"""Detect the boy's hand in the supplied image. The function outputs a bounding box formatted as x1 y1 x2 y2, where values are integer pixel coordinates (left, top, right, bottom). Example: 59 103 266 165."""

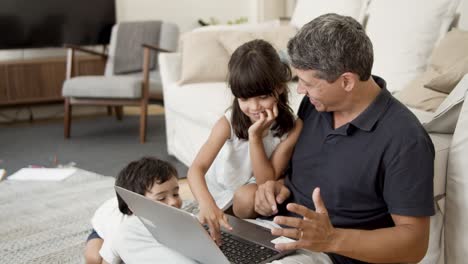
198 202 233 245
248 104 278 138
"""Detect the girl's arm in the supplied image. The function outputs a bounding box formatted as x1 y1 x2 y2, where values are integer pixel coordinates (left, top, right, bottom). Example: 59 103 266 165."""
250 118 303 184
187 116 232 243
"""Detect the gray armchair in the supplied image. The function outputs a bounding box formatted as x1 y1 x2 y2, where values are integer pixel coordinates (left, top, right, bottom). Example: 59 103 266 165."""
62 21 179 143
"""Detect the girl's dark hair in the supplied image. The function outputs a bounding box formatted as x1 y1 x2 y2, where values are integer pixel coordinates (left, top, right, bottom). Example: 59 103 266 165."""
115 157 178 215
228 39 295 140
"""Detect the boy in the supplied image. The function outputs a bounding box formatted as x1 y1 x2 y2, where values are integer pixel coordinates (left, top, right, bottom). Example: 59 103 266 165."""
84 157 195 264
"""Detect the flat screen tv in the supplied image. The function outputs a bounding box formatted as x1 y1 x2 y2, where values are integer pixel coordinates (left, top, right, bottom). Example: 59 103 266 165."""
0 0 115 49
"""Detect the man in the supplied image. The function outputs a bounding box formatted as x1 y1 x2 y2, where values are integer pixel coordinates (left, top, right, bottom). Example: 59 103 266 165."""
256 13 435 264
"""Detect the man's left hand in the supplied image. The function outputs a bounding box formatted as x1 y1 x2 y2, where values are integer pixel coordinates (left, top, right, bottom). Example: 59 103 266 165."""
271 187 336 252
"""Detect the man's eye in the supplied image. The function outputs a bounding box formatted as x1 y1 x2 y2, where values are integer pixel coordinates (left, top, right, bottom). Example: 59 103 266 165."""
157 197 166 201
174 193 180 197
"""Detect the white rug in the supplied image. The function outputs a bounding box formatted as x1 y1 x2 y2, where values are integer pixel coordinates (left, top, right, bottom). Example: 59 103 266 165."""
0 169 199 264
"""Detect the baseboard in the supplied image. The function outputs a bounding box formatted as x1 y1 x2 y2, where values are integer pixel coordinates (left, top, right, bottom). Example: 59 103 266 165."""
0 104 106 123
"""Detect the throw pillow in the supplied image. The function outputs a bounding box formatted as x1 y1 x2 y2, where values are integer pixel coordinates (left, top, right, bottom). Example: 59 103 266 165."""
217 26 298 78
178 22 285 85
425 56 468 94
428 29 468 72
178 30 230 85
394 68 447 112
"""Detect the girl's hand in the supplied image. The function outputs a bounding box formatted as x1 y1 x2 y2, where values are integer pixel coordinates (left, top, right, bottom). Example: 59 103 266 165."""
248 104 279 138
198 202 232 245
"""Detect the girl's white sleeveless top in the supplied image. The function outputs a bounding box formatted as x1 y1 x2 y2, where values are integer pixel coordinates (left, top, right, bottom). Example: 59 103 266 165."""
205 109 286 210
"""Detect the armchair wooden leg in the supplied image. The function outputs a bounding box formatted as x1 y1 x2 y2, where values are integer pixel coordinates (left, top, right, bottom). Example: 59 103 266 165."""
64 98 72 139
115 106 123 121
140 101 148 143
107 106 112 116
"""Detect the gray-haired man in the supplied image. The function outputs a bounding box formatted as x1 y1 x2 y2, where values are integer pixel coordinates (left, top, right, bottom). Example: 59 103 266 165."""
256 13 435 264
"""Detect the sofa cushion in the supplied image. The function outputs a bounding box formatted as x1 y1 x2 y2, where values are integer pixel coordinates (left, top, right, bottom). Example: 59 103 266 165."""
62 72 162 99
166 81 304 129
395 69 447 112
366 0 459 93
445 90 468 264
164 82 234 127
425 56 468 94
430 134 452 202
424 74 468 133
290 0 369 29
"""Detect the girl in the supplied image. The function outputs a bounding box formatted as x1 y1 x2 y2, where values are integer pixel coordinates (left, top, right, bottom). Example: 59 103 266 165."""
187 39 303 244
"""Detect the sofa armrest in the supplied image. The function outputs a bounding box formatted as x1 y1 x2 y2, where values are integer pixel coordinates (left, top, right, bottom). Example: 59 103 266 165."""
159 52 181 89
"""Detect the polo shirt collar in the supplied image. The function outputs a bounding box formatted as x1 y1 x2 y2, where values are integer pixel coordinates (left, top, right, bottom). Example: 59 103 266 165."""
350 75 390 132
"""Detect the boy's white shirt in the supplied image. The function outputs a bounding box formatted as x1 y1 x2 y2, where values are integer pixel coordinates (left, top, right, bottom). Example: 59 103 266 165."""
92 198 128 239
109 216 196 264
92 197 195 264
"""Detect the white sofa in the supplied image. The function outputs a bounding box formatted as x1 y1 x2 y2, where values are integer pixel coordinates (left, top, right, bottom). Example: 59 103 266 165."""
159 0 468 263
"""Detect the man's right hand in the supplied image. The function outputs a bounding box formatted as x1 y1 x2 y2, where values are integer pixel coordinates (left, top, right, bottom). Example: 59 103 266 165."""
254 180 291 216
198 202 232 245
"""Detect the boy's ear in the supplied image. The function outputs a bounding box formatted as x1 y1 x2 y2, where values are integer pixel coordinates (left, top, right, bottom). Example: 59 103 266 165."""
341 72 357 92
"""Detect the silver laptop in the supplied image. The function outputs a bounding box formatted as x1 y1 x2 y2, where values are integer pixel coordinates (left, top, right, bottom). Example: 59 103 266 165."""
115 186 294 264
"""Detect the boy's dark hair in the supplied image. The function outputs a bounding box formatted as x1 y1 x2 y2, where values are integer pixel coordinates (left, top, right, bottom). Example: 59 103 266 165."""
228 39 295 140
115 157 178 215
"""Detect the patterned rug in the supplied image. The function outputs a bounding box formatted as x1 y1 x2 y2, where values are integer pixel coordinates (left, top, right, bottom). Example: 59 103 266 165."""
0 169 197 264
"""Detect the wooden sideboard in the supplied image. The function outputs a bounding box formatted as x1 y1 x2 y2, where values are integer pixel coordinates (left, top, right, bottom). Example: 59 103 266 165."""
0 56 106 106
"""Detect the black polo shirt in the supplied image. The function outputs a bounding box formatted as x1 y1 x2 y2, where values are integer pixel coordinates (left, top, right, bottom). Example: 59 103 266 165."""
282 76 435 264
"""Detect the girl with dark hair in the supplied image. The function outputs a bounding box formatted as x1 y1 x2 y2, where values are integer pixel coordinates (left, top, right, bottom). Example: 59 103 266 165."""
188 39 303 244
84 157 195 264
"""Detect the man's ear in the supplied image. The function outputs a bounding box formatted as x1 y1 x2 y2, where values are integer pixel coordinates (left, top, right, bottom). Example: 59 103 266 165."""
341 72 357 92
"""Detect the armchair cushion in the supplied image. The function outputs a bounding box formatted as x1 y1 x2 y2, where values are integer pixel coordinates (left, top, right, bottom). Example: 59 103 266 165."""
62 72 162 99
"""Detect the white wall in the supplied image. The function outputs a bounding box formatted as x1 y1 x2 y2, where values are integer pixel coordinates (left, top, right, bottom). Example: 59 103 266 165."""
0 0 285 61
116 0 255 33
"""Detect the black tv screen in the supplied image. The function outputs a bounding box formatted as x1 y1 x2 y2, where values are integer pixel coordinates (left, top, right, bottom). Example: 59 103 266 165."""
0 0 115 49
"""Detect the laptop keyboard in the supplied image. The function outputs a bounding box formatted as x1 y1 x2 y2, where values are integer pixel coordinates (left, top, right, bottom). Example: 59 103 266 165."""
219 231 278 264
